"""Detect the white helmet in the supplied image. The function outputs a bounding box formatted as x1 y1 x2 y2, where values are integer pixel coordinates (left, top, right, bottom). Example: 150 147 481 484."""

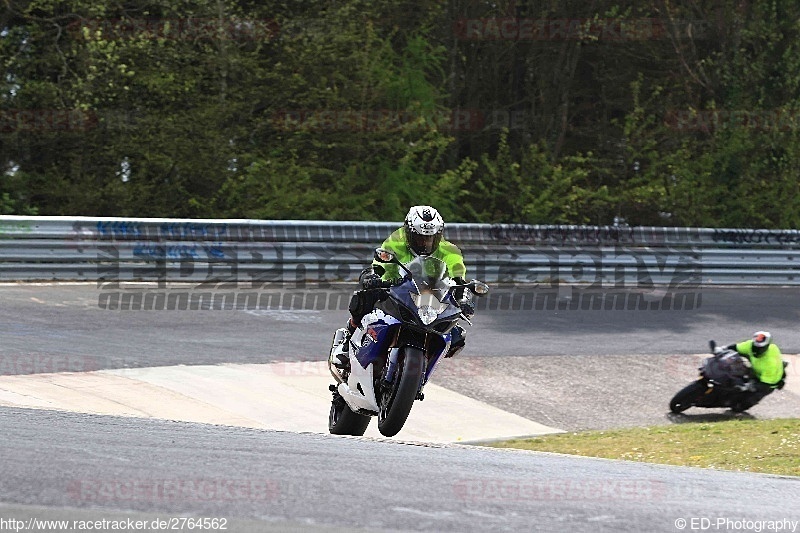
404 205 444 256
752 331 772 355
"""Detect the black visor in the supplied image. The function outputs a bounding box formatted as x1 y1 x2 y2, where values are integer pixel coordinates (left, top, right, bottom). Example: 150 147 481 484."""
409 232 441 256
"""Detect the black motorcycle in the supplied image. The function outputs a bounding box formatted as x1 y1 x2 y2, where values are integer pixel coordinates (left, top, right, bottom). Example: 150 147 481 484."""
669 341 759 414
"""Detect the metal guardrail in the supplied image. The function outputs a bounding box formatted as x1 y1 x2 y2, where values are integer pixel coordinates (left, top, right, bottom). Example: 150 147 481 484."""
0 216 799 285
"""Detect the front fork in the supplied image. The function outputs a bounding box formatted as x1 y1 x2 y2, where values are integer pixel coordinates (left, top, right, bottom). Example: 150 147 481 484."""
380 346 429 401
382 347 400 385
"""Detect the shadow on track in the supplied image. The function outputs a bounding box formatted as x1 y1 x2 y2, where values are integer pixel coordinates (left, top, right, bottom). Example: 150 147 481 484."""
665 411 756 424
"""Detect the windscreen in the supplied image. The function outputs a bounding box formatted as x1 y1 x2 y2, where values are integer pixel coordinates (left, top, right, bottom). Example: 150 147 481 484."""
404 256 450 305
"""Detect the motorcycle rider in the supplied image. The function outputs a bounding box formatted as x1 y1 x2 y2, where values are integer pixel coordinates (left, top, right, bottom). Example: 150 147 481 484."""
331 205 472 368
718 331 787 410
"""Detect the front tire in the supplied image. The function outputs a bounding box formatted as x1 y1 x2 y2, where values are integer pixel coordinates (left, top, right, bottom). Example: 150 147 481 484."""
378 347 425 437
329 394 371 436
669 380 708 413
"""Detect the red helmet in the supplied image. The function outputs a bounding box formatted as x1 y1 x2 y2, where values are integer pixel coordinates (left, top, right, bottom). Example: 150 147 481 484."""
752 331 772 356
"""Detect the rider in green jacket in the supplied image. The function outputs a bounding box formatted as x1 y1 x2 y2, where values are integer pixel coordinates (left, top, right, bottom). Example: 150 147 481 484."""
332 206 472 368
723 331 787 410
372 221 466 283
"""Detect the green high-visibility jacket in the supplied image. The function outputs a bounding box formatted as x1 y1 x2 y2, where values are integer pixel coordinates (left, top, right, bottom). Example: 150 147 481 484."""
373 228 467 281
734 341 785 386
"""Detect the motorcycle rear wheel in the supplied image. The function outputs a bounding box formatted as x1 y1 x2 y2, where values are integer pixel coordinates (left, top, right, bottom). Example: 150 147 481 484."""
669 380 708 413
378 346 425 437
329 394 371 436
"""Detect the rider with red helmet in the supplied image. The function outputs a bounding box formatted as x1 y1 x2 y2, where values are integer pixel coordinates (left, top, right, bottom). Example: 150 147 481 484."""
722 331 787 410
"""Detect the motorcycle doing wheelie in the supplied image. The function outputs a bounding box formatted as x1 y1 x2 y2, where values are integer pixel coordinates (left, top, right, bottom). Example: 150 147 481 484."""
670 340 765 413
327 248 489 437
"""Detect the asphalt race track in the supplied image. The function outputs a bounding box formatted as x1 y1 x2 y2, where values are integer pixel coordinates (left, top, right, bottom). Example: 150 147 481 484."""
1 284 799 532
4 284 800 367
2 408 800 533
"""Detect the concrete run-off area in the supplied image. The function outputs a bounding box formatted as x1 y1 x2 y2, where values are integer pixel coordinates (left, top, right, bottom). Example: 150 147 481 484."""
0 362 562 443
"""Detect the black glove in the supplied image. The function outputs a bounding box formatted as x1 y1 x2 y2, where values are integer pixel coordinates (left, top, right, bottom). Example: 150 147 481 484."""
453 277 466 300
361 273 383 290
458 299 475 317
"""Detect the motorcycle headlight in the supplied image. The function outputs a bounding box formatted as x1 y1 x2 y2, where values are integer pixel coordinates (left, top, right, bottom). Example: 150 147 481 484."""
418 305 439 325
412 291 447 325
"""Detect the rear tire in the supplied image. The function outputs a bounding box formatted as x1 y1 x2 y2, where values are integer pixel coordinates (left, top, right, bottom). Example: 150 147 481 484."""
378 347 425 437
329 394 371 436
669 380 708 413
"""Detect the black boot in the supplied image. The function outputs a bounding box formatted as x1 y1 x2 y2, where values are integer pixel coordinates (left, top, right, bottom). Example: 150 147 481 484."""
333 319 357 368
330 324 353 370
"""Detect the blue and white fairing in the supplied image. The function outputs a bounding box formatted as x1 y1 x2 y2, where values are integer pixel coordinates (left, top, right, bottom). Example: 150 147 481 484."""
336 255 468 415
353 309 402 369
353 255 463 380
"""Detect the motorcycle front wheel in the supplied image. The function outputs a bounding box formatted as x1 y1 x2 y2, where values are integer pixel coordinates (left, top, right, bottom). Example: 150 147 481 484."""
377 346 425 437
669 380 708 413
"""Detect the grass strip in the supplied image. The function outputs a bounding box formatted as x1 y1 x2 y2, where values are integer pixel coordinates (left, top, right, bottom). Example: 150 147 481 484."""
488 418 800 476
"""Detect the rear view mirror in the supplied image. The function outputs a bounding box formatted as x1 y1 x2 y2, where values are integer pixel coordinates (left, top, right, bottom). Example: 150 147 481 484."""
468 280 490 296
374 248 396 263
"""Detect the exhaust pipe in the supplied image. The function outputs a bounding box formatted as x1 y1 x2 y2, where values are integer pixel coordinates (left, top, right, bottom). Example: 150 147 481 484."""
328 328 347 384
328 358 344 384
